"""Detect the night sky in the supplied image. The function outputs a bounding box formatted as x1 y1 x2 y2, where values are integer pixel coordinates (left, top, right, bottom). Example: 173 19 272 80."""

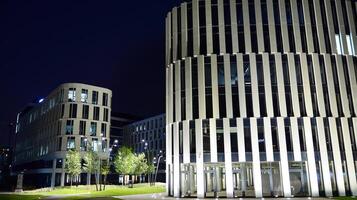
0 0 181 147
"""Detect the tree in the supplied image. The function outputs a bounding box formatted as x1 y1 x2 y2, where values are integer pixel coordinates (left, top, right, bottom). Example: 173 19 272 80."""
133 153 148 183
83 148 100 191
114 146 136 187
65 149 81 187
147 163 155 185
101 160 110 190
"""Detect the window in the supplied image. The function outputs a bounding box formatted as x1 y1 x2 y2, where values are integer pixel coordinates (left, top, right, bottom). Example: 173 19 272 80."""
335 34 343 54
92 91 98 105
68 88 76 102
90 122 97 136
102 139 107 152
82 105 89 119
67 137 75 150
93 107 100 120
79 121 86 135
66 120 74 135
103 108 109 122
347 35 355 55
80 137 87 151
101 123 107 137
81 89 88 103
92 138 99 152
102 93 108 106
69 104 77 118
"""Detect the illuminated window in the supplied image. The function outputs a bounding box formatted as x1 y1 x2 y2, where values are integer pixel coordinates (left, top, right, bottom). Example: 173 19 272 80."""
335 34 343 54
90 122 97 136
347 35 355 55
66 137 75 150
92 138 99 152
66 120 74 135
81 89 88 103
68 88 76 102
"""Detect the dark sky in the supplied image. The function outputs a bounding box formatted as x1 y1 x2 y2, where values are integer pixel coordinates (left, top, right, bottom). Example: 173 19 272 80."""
0 0 181 147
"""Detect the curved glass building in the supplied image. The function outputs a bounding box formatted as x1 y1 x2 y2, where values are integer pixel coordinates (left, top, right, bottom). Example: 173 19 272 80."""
165 0 357 198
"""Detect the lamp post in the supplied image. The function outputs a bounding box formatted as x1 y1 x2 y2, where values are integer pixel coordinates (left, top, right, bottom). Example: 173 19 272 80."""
154 150 163 185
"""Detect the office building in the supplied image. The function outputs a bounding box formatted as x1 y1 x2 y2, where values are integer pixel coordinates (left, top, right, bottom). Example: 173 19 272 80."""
123 114 166 182
14 83 112 188
165 0 357 198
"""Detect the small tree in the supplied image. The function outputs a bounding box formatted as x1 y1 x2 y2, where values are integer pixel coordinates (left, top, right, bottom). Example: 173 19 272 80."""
147 163 155 185
83 148 100 191
133 153 148 183
65 149 81 186
114 146 136 186
101 160 110 190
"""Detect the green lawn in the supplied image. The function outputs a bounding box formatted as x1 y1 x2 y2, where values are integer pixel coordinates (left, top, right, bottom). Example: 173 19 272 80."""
0 183 165 200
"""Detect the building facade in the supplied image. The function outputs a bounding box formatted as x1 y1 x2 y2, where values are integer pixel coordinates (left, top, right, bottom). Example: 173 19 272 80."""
14 83 112 188
123 114 166 182
165 0 357 198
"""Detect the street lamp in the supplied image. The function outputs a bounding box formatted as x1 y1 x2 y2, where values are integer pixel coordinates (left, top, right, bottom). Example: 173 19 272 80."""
153 151 164 185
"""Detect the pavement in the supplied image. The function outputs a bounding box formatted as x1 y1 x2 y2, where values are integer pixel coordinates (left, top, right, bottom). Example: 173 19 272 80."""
114 193 333 200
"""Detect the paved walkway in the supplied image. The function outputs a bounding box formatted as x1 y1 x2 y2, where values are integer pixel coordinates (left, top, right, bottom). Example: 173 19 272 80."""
115 193 332 200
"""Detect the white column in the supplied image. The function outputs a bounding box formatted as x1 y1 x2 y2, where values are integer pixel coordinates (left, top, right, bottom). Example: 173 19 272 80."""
175 62 182 121
223 118 234 197
313 0 326 53
169 65 174 124
341 118 357 195
263 53 274 117
183 121 190 164
230 0 239 53
336 56 351 117
172 7 178 61
173 123 180 197
211 55 220 118
218 0 226 54
224 55 233 118
51 159 56 188
250 118 262 197
277 118 291 197
166 13 172 65
287 54 301 117
236 54 247 117
312 53 326 116
210 119 218 162
206 0 213 54
181 3 188 58
278 0 290 53
250 54 260 117
185 58 193 120
195 119 205 198
166 124 173 195
316 118 332 196
267 0 277 53
198 56 206 119
290 0 302 52
290 117 302 161
61 159 66 187
328 118 346 196
303 118 319 197
192 0 200 56
242 0 251 53
346 0 357 55
346 56 357 115
255 0 264 53
237 118 246 162
275 54 287 116
323 0 337 54
300 54 314 116
324 55 339 117
264 118 274 162
302 0 315 53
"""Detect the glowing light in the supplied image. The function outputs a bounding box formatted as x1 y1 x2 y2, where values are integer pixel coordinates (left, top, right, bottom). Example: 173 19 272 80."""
38 98 44 103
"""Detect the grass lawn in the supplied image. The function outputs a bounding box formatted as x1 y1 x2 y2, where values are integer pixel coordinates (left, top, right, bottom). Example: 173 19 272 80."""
0 183 165 200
